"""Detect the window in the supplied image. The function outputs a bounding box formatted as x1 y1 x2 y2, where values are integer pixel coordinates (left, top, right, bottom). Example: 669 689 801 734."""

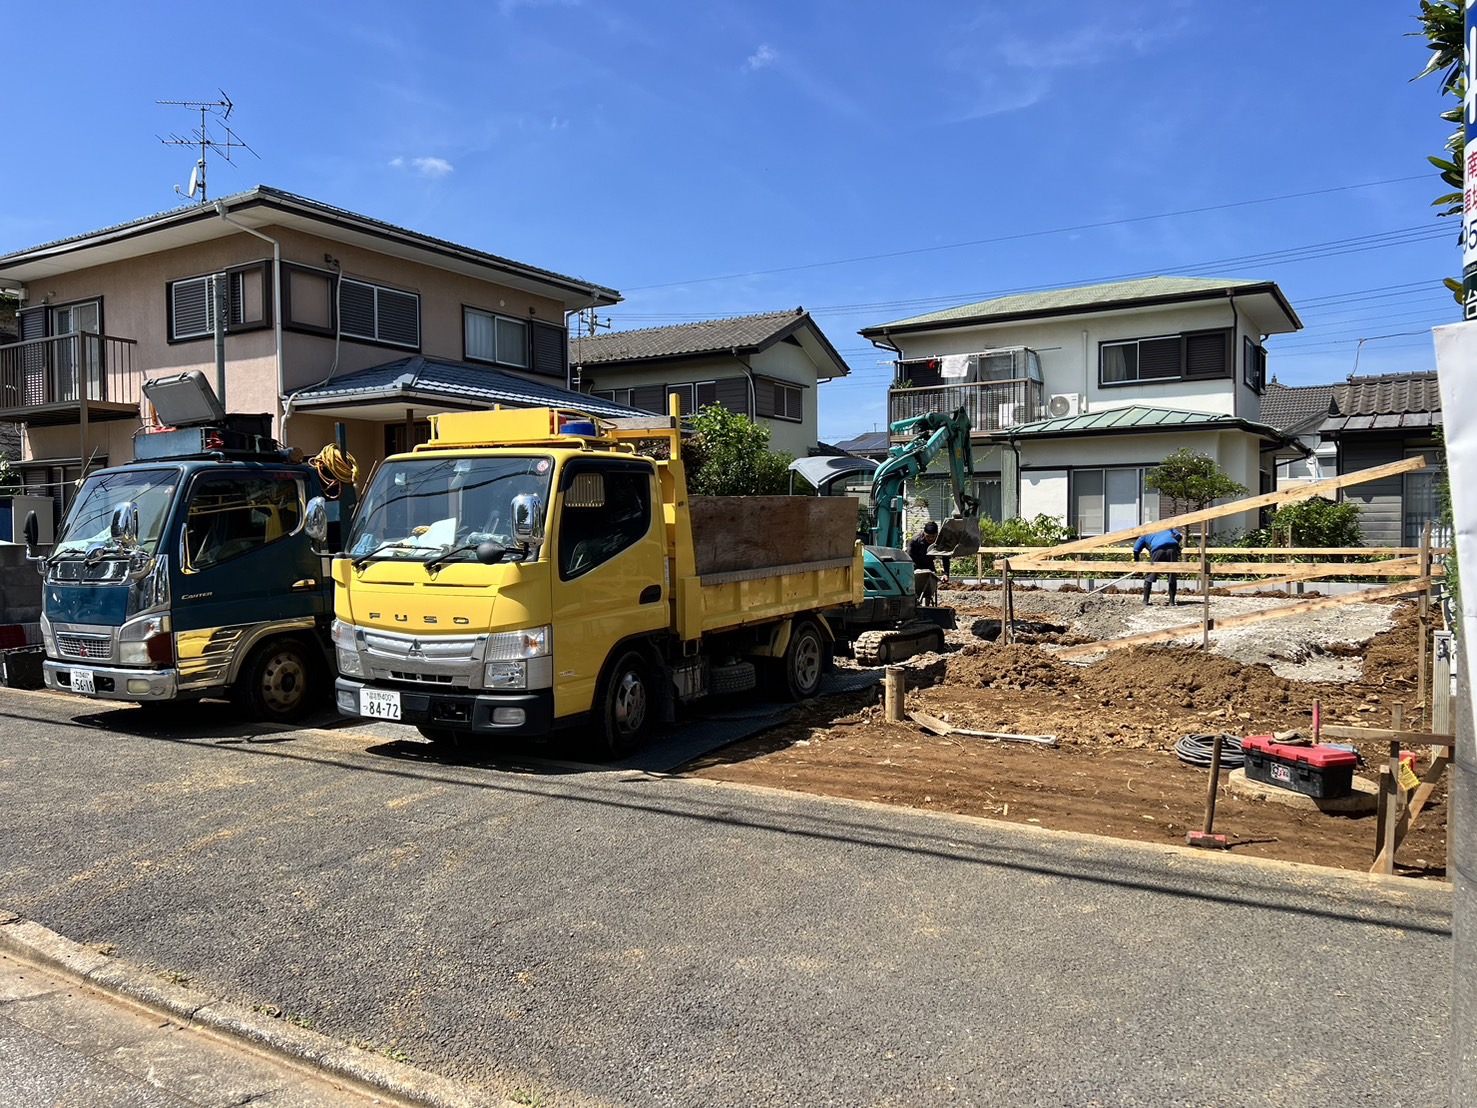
1099 330 1231 387
464 308 529 368
168 265 269 342
1243 338 1267 391
385 420 432 456
1404 450 1441 548
593 387 635 407
667 383 696 415
283 265 335 334
183 474 304 571
558 464 653 579
340 279 420 348
1072 467 1158 536
755 377 804 421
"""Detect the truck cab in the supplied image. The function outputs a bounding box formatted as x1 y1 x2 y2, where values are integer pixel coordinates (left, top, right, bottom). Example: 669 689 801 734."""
37 401 336 721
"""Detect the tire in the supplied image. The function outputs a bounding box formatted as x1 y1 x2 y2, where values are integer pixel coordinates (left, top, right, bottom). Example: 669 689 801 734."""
776 619 826 702
710 660 756 695
594 650 653 759
231 636 320 723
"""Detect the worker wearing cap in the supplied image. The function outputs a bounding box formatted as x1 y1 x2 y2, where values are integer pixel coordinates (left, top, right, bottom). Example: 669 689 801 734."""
1134 527 1184 605
909 521 948 605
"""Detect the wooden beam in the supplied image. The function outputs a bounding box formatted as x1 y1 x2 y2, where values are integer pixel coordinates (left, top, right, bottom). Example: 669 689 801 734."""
1028 456 1429 560
998 558 1435 577
1218 558 1427 592
1370 753 1451 872
1319 725 1454 749
1054 579 1431 660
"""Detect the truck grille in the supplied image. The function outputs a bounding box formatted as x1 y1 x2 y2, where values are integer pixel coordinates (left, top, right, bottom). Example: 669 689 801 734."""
389 670 456 684
360 628 484 688
56 632 112 660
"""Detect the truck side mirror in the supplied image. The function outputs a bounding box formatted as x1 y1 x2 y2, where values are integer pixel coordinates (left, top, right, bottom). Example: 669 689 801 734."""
110 502 139 547
511 493 545 548
22 510 38 558
304 496 328 546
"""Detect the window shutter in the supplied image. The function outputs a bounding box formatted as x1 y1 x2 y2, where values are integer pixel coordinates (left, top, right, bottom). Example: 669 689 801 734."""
171 277 210 339
695 381 717 409
1138 337 1180 379
340 281 374 339
1185 331 1229 378
377 288 420 347
631 385 665 413
714 377 749 415
18 307 46 406
530 321 566 379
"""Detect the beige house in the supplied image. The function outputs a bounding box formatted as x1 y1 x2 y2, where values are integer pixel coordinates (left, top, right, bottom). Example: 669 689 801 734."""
571 309 851 457
0 186 623 524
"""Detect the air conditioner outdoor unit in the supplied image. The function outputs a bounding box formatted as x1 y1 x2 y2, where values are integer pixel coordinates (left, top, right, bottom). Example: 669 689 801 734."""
1046 393 1081 418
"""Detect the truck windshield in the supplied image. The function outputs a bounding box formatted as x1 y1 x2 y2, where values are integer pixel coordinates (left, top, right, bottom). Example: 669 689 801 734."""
53 469 179 558
347 455 552 564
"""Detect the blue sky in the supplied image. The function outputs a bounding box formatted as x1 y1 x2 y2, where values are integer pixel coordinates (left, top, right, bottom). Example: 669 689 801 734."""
0 1 1456 441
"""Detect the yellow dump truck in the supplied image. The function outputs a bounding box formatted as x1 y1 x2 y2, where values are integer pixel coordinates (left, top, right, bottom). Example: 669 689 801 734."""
331 404 863 755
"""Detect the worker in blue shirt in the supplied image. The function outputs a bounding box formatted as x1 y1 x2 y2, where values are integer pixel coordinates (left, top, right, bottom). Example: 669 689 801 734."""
1133 528 1184 605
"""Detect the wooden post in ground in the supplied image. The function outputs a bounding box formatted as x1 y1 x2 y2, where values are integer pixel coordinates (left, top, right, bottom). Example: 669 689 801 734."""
1199 524 1210 648
976 552 983 583
884 666 905 722
1376 705 1405 875
1418 522 1432 727
1002 560 1015 644
1203 731 1224 833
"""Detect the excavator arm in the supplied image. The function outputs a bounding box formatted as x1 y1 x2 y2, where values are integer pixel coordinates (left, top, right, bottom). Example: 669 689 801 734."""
870 407 980 555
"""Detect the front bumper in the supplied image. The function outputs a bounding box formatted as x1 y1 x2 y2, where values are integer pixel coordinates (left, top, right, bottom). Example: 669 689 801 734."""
335 678 555 737
43 660 180 702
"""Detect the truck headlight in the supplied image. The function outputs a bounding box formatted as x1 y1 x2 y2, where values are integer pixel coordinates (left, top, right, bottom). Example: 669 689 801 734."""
482 625 550 661
484 661 527 689
39 613 56 656
119 614 173 666
331 619 365 677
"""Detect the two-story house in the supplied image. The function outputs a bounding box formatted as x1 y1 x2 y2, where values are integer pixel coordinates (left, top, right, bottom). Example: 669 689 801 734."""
858 276 1305 536
571 309 851 457
0 186 625 524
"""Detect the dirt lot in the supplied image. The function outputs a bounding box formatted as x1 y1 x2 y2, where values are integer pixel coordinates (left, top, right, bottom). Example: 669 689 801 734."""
687 585 1448 879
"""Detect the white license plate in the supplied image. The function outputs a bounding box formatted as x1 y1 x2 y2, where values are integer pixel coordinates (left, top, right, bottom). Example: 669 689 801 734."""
69 668 95 695
361 689 401 720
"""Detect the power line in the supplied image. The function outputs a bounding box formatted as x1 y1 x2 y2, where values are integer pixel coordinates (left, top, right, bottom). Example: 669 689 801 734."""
624 175 1431 292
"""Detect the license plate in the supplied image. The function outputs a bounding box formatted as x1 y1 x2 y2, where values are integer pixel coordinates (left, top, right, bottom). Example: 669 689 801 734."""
69 668 95 695
361 688 401 720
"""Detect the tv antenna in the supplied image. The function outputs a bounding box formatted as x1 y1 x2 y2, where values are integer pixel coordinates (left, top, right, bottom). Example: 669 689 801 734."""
157 92 259 204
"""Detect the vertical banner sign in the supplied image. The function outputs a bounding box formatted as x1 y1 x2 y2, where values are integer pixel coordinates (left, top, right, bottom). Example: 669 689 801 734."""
1466 0 1477 318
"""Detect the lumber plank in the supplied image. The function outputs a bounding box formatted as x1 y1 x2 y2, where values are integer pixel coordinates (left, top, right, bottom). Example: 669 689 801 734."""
1319 725 1455 748
1027 456 1428 560
909 710 1057 746
1054 579 1431 659
1371 753 1451 871
1000 558 1434 577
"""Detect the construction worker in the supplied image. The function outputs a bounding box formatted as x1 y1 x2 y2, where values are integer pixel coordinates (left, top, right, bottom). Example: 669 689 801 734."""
1134 527 1184 605
909 520 947 605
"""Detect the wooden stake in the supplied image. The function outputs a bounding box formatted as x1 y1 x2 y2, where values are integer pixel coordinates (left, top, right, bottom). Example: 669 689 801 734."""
1199 524 1210 649
884 666 905 722
1418 522 1432 727
1001 560 1012 645
1203 731 1224 834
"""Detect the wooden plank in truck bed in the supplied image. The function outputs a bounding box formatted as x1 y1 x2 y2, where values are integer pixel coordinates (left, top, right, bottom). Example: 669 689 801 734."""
689 496 859 575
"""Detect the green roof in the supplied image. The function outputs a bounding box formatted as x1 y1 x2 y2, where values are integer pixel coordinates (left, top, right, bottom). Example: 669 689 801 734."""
1004 404 1289 443
862 276 1298 335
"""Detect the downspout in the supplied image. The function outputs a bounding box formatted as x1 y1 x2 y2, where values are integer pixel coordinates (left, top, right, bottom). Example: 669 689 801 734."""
731 347 757 421
1227 290 1240 419
214 200 282 431
870 329 904 429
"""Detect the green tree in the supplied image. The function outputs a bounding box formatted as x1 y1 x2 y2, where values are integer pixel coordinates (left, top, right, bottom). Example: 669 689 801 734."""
1144 449 1248 515
681 405 794 496
1264 497 1363 547
1412 0 1467 304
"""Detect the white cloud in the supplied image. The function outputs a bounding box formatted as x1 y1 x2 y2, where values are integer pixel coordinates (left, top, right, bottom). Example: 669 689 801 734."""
390 156 455 178
745 44 777 72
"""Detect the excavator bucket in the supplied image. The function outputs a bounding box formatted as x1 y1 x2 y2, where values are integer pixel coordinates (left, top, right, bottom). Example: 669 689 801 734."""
931 515 981 558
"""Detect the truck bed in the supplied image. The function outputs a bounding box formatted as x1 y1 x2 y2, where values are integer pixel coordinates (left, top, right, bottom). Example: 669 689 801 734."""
677 496 862 639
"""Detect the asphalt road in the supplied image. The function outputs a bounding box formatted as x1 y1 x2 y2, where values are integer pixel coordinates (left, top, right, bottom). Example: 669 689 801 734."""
0 685 1452 1107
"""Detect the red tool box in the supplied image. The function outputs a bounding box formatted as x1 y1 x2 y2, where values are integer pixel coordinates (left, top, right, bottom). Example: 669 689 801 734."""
1241 735 1358 799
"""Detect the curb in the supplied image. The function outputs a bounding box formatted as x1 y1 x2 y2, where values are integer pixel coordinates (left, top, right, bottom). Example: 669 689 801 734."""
0 910 515 1108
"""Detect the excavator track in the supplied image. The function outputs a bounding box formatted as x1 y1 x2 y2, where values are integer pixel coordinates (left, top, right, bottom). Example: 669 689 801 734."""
853 621 947 666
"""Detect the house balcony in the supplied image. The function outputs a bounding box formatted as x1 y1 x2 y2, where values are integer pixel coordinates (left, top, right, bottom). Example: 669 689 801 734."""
888 379 1044 436
0 332 141 426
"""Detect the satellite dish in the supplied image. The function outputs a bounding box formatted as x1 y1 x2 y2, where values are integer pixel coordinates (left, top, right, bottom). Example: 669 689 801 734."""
187 163 201 198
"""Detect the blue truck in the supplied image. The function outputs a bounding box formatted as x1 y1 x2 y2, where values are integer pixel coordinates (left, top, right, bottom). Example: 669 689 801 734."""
29 373 340 722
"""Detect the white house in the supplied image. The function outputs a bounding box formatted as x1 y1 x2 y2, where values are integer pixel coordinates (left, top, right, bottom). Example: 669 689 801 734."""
858 276 1306 537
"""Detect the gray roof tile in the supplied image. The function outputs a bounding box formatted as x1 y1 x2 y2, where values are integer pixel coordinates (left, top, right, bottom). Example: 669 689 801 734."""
1260 382 1336 431
571 309 810 365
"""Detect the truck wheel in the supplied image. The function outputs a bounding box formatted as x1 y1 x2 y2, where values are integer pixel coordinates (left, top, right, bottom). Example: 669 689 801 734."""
776 618 826 702
595 650 652 758
232 637 319 723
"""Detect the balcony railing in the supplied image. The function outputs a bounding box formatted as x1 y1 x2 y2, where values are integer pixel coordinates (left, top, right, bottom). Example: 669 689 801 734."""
0 331 141 420
889 379 1043 433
